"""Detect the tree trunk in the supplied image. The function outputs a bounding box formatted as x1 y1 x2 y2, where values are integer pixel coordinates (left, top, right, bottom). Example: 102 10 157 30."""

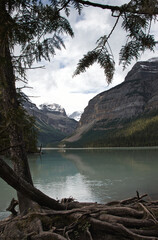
0 5 34 214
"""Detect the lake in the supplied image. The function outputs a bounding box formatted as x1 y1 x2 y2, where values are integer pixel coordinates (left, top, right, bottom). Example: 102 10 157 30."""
1 147 158 219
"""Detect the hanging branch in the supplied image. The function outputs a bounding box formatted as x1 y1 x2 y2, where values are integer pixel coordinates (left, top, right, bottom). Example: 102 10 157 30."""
107 14 121 42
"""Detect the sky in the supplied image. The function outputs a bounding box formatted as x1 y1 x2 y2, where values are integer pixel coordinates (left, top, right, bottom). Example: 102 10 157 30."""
20 0 158 115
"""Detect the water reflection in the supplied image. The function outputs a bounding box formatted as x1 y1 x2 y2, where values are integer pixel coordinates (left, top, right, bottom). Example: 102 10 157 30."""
1 148 158 219
62 148 158 201
30 151 93 202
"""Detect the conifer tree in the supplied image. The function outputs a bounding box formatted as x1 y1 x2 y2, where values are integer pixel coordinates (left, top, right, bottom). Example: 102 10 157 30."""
0 0 74 213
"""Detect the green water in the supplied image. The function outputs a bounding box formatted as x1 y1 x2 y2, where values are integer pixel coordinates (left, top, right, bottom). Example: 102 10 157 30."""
1 147 158 218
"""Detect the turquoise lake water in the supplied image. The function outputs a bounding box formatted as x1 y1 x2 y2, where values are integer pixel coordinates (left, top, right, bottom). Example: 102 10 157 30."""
1 147 158 218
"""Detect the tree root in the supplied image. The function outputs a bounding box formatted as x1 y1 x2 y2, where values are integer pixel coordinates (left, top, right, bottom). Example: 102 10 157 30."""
1 193 158 240
31 232 67 240
90 217 158 240
6 198 18 216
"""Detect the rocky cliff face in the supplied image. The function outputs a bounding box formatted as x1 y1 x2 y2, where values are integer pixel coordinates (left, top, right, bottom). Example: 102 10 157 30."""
37 103 77 135
124 57 158 82
22 96 78 143
65 58 158 144
80 58 158 126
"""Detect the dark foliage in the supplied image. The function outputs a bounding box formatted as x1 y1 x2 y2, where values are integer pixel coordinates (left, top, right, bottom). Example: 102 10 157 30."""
73 0 157 81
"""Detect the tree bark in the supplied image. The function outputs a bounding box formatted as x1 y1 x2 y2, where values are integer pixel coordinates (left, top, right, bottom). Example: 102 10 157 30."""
0 3 34 213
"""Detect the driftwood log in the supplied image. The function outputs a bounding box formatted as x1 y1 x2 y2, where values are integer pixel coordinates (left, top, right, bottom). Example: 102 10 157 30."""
0 157 158 239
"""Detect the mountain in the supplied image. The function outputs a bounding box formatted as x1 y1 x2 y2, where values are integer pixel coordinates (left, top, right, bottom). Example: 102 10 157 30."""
22 96 78 147
63 58 158 147
40 103 66 116
69 111 83 121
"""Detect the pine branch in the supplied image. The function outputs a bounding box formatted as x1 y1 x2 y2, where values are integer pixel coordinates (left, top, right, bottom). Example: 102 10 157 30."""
71 0 83 14
73 48 115 83
76 0 158 15
76 0 122 12
119 40 141 69
73 50 99 76
57 0 71 13
97 50 115 84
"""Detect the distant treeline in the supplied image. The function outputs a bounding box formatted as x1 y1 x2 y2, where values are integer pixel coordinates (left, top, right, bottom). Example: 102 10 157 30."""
65 111 158 148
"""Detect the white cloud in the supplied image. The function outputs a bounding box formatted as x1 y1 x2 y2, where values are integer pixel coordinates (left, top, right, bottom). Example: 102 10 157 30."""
21 2 158 115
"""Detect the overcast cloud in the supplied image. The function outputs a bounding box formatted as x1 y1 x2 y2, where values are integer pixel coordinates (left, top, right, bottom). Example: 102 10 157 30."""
21 1 158 115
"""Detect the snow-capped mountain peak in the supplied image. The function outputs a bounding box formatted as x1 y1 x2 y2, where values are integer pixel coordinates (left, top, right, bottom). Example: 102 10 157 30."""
39 103 66 115
69 111 83 121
